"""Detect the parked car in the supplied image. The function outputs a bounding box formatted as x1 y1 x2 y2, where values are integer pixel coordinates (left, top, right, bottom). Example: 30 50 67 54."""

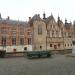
26 51 51 59
0 50 6 58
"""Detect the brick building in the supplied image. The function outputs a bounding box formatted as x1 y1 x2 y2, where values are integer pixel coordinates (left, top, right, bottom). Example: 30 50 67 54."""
0 13 75 53
0 15 32 53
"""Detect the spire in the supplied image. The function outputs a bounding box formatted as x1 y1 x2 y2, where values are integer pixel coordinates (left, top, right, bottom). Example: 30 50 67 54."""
43 11 46 19
58 14 60 21
0 13 2 19
50 12 54 19
58 15 60 26
65 18 67 24
6 16 10 20
74 21 75 28
51 12 53 16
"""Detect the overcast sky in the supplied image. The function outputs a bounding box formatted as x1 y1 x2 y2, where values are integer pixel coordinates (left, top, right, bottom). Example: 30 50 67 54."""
0 0 75 22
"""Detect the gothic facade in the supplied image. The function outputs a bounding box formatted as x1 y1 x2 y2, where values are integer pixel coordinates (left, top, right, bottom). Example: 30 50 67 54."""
0 13 75 53
29 13 74 52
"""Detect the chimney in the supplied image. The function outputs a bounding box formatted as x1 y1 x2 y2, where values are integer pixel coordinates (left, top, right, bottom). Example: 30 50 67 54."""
38 14 40 17
29 17 31 21
7 16 10 20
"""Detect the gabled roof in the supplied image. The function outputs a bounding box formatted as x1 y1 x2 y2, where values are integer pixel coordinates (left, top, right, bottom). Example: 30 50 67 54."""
45 14 56 24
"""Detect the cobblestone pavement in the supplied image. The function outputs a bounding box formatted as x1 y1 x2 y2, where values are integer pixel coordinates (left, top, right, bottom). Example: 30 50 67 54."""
0 55 75 75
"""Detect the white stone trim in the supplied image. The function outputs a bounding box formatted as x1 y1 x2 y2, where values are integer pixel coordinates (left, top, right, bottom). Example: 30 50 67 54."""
0 45 32 52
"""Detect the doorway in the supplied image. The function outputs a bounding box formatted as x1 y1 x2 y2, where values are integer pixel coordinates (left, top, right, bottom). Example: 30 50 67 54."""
54 45 57 49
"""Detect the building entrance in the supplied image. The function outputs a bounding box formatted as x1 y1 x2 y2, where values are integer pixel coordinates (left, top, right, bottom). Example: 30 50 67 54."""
54 45 57 49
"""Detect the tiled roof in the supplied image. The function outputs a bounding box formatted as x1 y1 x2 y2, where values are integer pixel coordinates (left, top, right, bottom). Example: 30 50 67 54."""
0 18 29 26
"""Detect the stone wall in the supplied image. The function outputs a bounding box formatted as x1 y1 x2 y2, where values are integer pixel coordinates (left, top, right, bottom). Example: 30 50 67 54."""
33 21 47 50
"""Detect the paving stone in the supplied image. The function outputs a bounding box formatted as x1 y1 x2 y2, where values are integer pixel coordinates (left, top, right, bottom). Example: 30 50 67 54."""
0 55 75 75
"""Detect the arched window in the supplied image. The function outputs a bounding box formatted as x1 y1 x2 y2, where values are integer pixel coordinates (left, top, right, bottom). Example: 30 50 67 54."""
52 30 54 37
56 31 58 37
38 25 42 35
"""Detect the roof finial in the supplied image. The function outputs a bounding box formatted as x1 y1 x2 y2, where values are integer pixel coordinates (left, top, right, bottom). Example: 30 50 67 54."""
58 14 60 21
51 12 53 16
65 18 67 24
43 11 46 19
18 18 19 21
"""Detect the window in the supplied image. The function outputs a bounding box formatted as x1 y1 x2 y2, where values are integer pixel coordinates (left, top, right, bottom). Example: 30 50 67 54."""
38 26 42 35
24 47 27 50
27 32 31 35
51 25 52 28
20 30 24 35
12 28 16 32
56 31 58 37
12 28 16 35
53 25 55 28
47 30 50 37
50 44 52 47
28 38 32 45
71 44 72 46
19 26 24 35
12 37 16 45
13 49 16 52
1 27 8 34
20 38 24 45
40 46 42 49
64 33 66 37
61 32 63 37
1 37 6 46
65 44 66 47
52 31 54 37
58 44 60 47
